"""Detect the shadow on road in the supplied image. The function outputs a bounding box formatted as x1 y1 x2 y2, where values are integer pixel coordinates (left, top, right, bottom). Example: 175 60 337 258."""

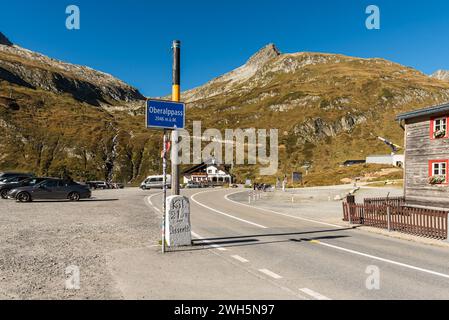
192 227 356 242
184 229 354 252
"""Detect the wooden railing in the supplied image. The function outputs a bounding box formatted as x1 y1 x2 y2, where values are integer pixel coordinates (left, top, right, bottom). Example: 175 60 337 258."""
343 202 448 240
364 196 406 207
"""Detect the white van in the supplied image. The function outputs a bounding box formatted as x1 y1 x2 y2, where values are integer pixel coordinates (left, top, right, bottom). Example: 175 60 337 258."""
140 175 171 190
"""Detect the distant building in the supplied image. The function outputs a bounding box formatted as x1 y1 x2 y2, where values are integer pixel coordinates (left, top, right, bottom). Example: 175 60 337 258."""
183 159 233 186
366 154 404 167
397 103 449 208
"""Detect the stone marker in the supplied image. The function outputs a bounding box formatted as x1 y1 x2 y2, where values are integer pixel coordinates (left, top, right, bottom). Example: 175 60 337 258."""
165 195 192 247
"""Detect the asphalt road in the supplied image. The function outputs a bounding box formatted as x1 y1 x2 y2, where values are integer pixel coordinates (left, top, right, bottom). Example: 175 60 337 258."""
1 187 449 300
145 188 449 300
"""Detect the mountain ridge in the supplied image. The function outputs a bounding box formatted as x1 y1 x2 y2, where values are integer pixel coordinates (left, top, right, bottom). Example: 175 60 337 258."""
0 31 144 107
2 37 449 185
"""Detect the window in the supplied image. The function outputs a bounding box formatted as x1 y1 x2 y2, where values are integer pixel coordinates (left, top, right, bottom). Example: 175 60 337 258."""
431 117 448 139
43 180 59 188
429 160 449 185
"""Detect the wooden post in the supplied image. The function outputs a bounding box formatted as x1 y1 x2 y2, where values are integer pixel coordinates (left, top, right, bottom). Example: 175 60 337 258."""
346 195 355 225
387 206 391 232
446 212 449 242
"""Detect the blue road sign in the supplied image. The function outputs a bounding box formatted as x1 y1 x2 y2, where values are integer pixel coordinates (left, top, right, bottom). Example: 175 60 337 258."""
146 99 185 130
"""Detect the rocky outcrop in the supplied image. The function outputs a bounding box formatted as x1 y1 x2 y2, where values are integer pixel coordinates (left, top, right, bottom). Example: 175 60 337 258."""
0 32 12 46
431 70 449 81
293 114 367 144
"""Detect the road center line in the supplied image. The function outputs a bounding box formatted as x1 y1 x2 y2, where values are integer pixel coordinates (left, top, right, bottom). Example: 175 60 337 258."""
191 191 268 229
231 255 249 263
299 288 331 300
258 269 283 279
225 191 343 229
314 240 449 280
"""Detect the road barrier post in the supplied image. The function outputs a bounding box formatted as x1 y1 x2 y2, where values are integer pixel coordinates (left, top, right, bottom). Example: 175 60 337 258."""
248 192 252 204
387 206 391 232
447 212 449 242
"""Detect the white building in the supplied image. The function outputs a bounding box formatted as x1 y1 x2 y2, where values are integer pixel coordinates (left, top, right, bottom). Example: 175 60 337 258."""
366 154 405 167
183 159 233 185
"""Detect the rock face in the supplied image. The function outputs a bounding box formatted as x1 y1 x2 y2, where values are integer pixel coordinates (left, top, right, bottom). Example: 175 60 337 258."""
0 32 12 46
431 70 449 81
0 32 144 107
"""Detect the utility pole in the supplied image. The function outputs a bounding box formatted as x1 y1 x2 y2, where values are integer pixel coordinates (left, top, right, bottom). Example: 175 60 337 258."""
171 40 181 196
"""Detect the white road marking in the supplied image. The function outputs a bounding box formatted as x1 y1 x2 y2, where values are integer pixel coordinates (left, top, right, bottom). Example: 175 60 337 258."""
258 269 283 279
299 288 331 300
225 191 343 229
314 240 449 280
147 193 163 213
231 255 249 263
191 191 268 229
192 231 228 251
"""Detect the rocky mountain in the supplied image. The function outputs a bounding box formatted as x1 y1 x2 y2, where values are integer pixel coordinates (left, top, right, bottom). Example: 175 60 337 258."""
431 70 449 81
0 32 144 107
184 45 449 184
2 33 449 185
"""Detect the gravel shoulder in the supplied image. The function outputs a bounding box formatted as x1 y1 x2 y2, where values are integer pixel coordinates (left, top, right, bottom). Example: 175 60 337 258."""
0 188 161 299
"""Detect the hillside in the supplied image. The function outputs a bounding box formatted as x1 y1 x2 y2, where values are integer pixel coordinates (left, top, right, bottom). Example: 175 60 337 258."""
2 34 449 185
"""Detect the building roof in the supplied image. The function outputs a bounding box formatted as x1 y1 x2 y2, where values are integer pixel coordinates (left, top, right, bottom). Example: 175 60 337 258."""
396 102 449 121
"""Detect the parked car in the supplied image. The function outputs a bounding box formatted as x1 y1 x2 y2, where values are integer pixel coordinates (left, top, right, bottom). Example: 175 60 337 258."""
185 182 204 189
0 177 49 199
0 172 34 184
86 181 109 190
8 178 91 202
140 175 172 190
110 182 125 189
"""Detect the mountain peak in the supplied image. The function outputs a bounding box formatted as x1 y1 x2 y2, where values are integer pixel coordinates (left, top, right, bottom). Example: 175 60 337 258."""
431 70 449 81
0 32 13 46
246 43 281 67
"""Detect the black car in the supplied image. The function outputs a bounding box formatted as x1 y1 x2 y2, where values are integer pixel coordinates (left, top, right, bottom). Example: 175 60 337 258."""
8 178 91 202
0 177 49 199
0 172 34 184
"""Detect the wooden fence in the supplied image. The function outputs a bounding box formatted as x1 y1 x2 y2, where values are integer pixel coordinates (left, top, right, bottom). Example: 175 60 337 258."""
343 202 448 240
364 196 405 207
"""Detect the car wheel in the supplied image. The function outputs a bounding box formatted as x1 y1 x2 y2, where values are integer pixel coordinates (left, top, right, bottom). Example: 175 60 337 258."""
0 189 8 199
17 192 31 203
68 192 80 202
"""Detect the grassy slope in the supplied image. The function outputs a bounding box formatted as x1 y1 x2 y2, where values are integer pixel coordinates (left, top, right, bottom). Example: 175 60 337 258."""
2 52 449 185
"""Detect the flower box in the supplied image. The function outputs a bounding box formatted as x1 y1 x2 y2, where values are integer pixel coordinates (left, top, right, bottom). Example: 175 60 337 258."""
429 175 446 185
434 130 446 139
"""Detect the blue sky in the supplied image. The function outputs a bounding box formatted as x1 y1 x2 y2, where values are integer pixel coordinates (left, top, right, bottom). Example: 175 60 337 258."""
1 0 449 96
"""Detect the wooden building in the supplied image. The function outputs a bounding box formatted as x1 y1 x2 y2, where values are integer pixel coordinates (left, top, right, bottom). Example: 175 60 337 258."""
397 103 449 208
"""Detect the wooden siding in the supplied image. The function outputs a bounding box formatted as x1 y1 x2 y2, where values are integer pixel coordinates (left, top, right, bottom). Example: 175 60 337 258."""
405 115 449 209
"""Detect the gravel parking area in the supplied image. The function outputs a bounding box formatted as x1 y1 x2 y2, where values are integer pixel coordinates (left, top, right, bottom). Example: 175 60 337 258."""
0 188 160 299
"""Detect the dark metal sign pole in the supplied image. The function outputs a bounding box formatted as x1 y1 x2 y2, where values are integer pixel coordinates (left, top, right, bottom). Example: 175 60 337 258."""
171 40 181 196
162 129 167 254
